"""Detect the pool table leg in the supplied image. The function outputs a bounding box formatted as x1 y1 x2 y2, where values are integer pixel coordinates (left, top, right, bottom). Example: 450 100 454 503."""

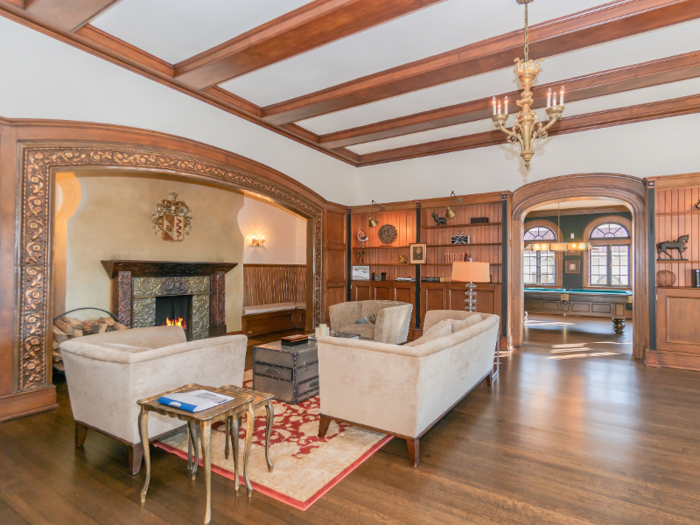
613 318 625 334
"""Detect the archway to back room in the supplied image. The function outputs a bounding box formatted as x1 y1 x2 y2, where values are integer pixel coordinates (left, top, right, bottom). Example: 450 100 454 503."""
520 197 635 362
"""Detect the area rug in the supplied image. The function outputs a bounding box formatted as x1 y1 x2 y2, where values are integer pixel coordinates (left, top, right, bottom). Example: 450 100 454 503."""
155 370 391 510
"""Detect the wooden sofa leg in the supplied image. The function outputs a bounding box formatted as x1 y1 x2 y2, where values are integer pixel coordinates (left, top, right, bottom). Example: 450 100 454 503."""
75 422 88 448
406 438 419 468
486 371 494 387
318 415 332 438
129 443 144 476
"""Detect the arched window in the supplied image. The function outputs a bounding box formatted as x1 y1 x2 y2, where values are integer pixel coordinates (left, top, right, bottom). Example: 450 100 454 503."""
585 218 632 287
523 225 558 286
590 223 630 239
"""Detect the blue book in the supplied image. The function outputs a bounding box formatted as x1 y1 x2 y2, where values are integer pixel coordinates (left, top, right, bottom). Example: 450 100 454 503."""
157 390 234 413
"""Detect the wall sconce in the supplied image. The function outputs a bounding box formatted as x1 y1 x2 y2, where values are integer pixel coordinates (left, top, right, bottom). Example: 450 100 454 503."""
251 235 265 247
445 191 462 219
368 200 379 228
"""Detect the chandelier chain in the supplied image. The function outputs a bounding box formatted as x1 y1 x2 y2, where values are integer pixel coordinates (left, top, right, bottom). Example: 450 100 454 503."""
524 1 529 62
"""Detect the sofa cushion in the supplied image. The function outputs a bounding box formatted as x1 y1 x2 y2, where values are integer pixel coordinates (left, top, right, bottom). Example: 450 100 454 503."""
340 324 375 340
451 315 482 333
405 319 453 347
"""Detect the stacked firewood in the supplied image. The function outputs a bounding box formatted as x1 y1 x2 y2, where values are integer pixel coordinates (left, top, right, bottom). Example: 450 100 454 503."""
52 316 128 371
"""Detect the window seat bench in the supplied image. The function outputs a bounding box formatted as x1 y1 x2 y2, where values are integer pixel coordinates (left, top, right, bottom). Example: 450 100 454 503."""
241 302 306 336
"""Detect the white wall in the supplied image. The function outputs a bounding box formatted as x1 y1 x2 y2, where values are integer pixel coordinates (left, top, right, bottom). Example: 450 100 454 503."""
239 195 306 264
0 17 356 204
356 113 700 204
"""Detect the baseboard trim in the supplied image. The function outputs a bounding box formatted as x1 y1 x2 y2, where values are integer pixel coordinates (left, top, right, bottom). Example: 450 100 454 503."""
0 386 58 422
644 348 700 372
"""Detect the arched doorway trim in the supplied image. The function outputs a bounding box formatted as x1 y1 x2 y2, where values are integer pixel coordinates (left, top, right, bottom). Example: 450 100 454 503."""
512 174 647 359
17 143 323 391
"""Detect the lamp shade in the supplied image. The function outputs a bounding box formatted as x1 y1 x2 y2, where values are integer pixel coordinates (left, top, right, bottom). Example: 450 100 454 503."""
451 261 490 283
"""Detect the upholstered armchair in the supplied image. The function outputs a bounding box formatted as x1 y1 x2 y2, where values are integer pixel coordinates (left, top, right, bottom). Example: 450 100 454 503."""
60 325 247 474
329 300 413 344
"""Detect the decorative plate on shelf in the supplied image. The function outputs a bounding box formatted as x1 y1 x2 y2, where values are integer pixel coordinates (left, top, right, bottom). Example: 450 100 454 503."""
656 269 676 287
378 224 397 244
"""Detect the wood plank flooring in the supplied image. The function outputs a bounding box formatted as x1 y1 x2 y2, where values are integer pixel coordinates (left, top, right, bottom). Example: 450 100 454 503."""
1 323 699 524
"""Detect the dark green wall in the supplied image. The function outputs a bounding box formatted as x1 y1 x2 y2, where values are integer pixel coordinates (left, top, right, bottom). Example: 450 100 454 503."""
525 211 632 289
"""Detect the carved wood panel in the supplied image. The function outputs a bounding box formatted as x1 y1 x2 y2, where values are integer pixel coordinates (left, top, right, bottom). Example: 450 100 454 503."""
16 145 323 392
243 265 306 306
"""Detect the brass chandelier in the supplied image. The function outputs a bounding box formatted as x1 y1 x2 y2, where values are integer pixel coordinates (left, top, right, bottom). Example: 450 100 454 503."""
492 0 565 170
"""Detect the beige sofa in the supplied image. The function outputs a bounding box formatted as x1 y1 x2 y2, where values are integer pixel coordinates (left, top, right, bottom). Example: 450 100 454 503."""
328 300 413 344
60 325 247 474
317 310 499 467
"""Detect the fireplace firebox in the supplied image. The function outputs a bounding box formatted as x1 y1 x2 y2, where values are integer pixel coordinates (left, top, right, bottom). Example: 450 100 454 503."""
155 295 192 340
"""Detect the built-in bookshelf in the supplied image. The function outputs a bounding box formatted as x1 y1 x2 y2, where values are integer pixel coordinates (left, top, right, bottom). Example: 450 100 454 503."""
655 186 700 287
351 210 416 281
421 202 502 283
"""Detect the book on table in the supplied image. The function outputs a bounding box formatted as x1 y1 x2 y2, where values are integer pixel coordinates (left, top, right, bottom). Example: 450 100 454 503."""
157 390 235 413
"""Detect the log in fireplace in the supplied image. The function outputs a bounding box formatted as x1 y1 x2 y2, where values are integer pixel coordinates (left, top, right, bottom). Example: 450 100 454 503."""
102 261 237 339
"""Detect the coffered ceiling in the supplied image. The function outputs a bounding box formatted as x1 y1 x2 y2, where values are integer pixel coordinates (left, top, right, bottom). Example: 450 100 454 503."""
3 0 700 167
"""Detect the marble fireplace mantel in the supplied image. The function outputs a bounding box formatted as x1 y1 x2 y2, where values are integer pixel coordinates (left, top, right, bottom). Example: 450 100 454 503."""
101 260 237 338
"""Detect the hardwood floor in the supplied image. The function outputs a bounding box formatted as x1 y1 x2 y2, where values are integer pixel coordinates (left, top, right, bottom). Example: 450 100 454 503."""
2 327 700 524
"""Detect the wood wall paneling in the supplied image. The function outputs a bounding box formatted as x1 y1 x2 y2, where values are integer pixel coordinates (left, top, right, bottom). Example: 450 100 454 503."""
243 265 306 306
655 186 700 287
324 210 348 322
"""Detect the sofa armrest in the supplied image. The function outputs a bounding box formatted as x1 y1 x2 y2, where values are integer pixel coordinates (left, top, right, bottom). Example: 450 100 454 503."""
329 302 363 331
375 304 413 344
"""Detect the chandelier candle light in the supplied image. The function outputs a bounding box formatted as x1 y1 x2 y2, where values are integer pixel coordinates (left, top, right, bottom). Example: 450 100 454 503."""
492 0 565 170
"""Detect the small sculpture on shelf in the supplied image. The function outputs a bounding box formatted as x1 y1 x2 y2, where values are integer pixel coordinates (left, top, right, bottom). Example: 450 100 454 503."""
357 231 368 248
397 255 408 265
356 251 365 264
695 199 700 211
431 212 447 226
657 235 689 261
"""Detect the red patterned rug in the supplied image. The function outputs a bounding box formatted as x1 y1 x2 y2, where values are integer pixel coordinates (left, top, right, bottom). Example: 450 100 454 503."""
156 371 391 510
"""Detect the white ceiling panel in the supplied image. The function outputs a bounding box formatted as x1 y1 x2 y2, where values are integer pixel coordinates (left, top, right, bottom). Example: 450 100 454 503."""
347 76 700 155
91 0 312 64
300 19 700 135
220 0 609 107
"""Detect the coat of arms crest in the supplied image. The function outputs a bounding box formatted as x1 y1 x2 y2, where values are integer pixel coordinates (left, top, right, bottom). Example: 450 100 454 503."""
151 192 192 242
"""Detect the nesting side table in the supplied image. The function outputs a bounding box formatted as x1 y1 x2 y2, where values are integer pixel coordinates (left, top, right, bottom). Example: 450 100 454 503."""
137 384 255 525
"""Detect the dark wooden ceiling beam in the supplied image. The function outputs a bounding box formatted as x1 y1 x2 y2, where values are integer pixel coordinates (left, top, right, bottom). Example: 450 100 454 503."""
174 0 446 90
24 0 121 32
263 0 700 125
355 93 700 165
320 50 700 149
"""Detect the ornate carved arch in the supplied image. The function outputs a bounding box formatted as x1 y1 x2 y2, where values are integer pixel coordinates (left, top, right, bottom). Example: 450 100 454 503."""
512 174 647 359
18 144 324 391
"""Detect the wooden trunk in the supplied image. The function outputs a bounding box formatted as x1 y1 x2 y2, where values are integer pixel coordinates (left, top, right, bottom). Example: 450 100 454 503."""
253 340 319 404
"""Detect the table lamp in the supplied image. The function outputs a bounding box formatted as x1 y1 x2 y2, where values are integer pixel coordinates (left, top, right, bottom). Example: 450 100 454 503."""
451 260 490 312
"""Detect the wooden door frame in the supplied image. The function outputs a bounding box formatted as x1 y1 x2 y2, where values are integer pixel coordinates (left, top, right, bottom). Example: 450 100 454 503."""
511 174 648 359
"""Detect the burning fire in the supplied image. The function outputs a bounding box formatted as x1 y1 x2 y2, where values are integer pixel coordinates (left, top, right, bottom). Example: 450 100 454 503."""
164 317 187 329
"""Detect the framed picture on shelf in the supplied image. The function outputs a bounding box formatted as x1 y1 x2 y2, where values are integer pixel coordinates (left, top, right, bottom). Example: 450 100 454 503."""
565 260 580 274
409 243 427 264
352 265 371 281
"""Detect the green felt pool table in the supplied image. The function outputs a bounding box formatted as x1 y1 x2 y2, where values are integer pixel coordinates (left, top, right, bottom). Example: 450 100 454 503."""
524 288 633 333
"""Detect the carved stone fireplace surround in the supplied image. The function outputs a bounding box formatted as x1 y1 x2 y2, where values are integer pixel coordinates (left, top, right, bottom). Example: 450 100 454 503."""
102 261 237 338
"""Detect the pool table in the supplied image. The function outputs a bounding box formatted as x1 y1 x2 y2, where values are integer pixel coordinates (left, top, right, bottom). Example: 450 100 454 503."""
524 288 633 333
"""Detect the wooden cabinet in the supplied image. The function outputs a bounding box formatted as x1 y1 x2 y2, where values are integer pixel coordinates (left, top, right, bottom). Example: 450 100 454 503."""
650 287 700 371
